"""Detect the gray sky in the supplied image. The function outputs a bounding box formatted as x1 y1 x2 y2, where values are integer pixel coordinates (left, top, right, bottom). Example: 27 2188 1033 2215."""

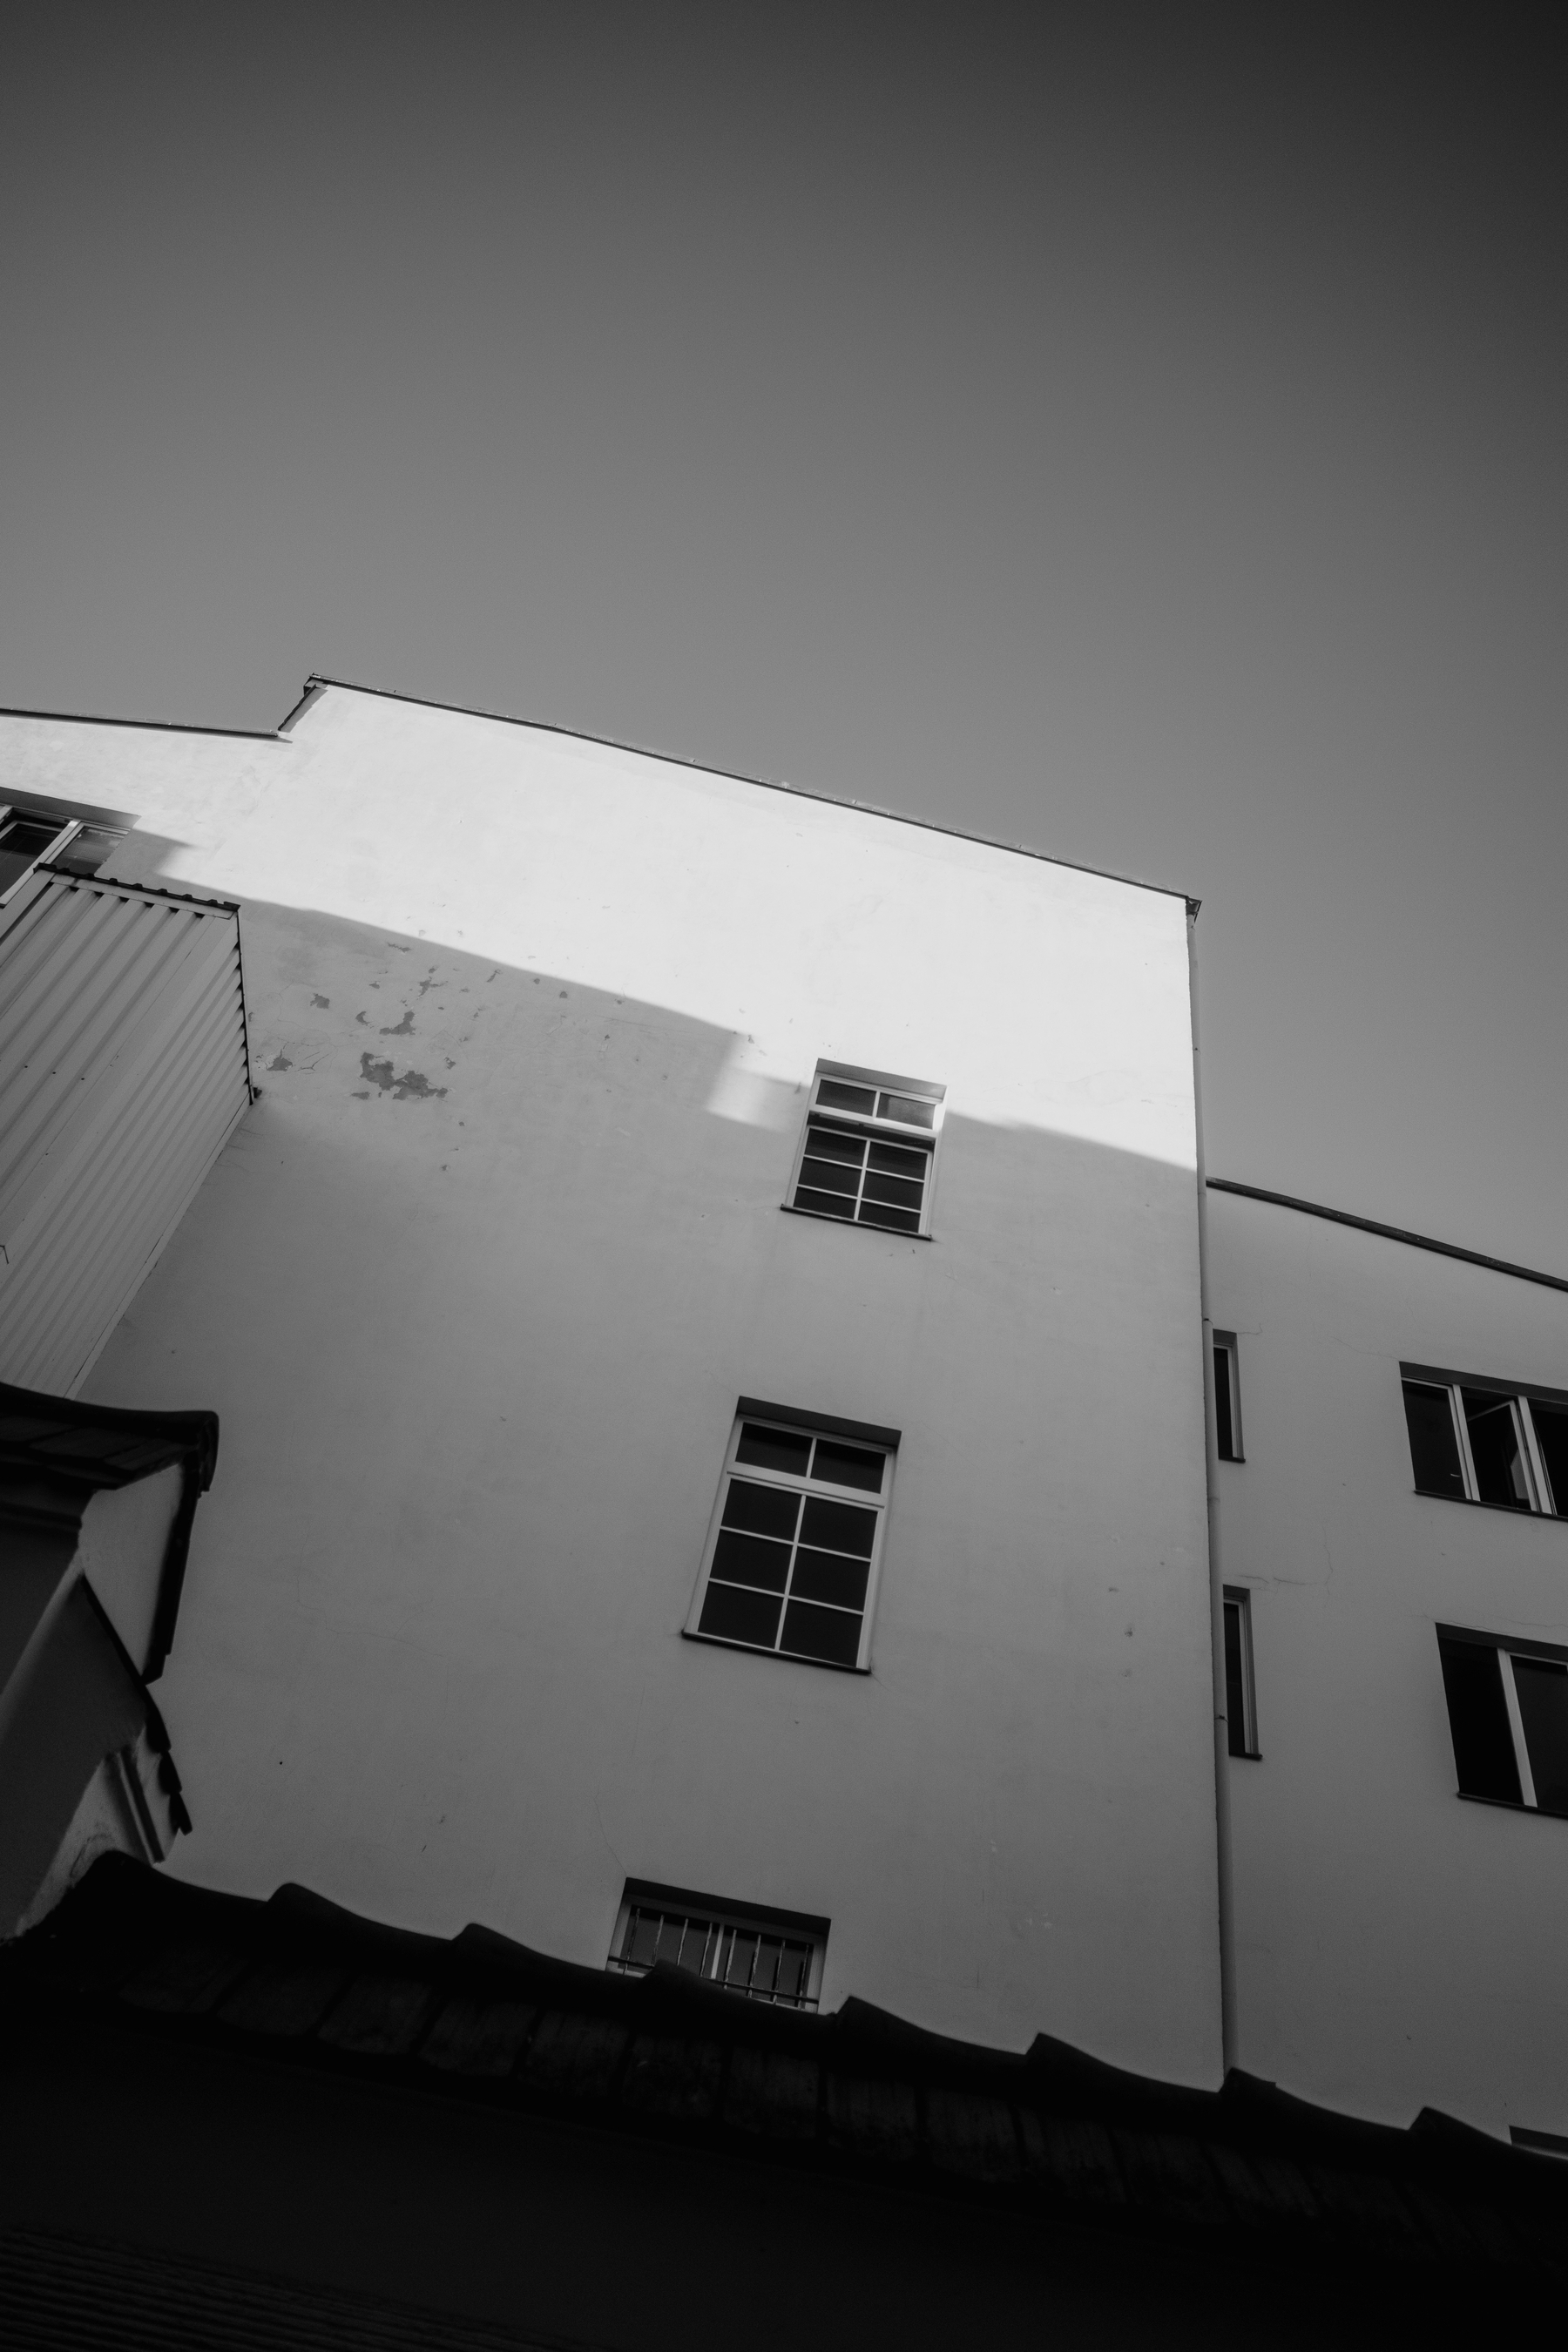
3 4 1564 1267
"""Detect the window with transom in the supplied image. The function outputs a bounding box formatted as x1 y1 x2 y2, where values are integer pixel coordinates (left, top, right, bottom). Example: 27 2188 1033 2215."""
786 1061 943 1236
686 1403 897 1671
606 1882 828 2009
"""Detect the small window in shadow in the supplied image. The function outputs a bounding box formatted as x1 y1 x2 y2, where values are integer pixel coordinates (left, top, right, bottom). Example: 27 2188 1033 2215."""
1213 1334 1242 1462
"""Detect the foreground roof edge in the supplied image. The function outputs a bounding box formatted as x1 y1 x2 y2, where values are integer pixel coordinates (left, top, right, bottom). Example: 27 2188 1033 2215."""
1207 1179 1568 1297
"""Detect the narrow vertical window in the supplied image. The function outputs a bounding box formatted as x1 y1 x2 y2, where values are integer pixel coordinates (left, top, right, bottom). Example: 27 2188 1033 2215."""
1213 1333 1242 1462
1222 1588 1258 1758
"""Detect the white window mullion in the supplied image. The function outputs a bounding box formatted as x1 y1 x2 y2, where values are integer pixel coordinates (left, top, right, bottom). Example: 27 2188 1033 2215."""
1499 1652 1538 1808
1450 1385 1480 1501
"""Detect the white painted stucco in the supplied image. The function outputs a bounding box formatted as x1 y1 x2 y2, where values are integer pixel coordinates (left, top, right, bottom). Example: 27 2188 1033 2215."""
0 686 1220 2081
1210 1186 1568 2136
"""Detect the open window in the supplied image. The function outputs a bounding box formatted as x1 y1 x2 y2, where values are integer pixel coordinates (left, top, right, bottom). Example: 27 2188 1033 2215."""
785 1061 944 1237
1437 1626 1568 1815
1402 1366 1568 1517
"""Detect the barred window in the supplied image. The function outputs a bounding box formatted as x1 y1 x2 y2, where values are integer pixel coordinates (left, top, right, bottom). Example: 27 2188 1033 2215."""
607 1882 827 2009
686 1403 897 1672
786 1061 944 1237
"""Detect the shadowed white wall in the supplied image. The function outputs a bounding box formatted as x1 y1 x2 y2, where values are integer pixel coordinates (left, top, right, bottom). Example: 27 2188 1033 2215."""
0 687 1220 2081
1211 1186 1568 2135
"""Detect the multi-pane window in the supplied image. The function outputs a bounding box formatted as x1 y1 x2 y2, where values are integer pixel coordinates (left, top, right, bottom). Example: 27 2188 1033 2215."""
1437 1628 1568 1816
0 801 122 902
1213 1333 1243 1463
786 1062 944 1237
607 1883 827 2010
686 1405 896 1672
1222 1587 1259 1757
1401 1365 1568 1517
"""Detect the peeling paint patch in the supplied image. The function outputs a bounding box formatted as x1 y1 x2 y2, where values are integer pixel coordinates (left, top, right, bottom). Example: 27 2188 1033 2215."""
386 942 410 953
311 993 330 1009
379 1008 416 1037
359 1052 447 1101
267 1051 293 1071
355 1011 368 1025
351 1089 370 1098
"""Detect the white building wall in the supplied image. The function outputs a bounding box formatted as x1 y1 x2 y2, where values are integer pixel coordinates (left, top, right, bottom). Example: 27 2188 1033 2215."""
1209 1186 1568 2137
0 686 1221 2081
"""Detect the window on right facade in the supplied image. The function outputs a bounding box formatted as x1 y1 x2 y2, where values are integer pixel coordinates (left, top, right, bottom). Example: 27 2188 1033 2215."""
1437 1627 1568 1815
785 1061 944 1236
1401 1365 1568 1516
1222 1587 1259 1757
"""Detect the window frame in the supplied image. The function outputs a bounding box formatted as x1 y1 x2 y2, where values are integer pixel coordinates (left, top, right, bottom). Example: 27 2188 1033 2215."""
1437 1623 1568 1818
1401 1362 1566 1517
1222 1585 1260 1758
783 1060 946 1240
684 1400 899 1674
0 794 127 905
606 1879 829 2010
0 805 81 905
1213 1331 1244 1463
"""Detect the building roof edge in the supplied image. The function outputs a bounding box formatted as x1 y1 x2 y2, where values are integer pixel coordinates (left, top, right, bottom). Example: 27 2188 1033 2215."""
1206 1179 1568 1297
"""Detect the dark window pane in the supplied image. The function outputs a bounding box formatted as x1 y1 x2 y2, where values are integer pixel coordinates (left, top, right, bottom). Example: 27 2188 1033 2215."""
799 1153 860 1197
1403 1382 1464 1498
876 1092 935 1128
624 1908 660 1968
711 1530 792 1592
753 1936 784 1996
1513 1659 1568 1814
0 820 63 895
1223 1598 1248 1756
816 1079 877 1114
736 1423 812 1477
857 1200 921 1233
652 1911 692 1966
790 1548 870 1610
1214 1346 1235 1462
720 1929 758 1990
1531 1401 1568 1517
699 1581 783 1648
868 1139 929 1179
811 1438 884 1492
775 1943 811 2003
780 1598 863 1666
1437 1637 1522 1804
722 1478 800 1539
674 1918 714 1975
862 1171 924 1213
803 1122 865 1163
1462 1390 1532 1511
794 1187 855 1220
801 1496 877 1556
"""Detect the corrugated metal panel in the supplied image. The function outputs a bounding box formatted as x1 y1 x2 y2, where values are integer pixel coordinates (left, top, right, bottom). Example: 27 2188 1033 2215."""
0 871 252 1395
